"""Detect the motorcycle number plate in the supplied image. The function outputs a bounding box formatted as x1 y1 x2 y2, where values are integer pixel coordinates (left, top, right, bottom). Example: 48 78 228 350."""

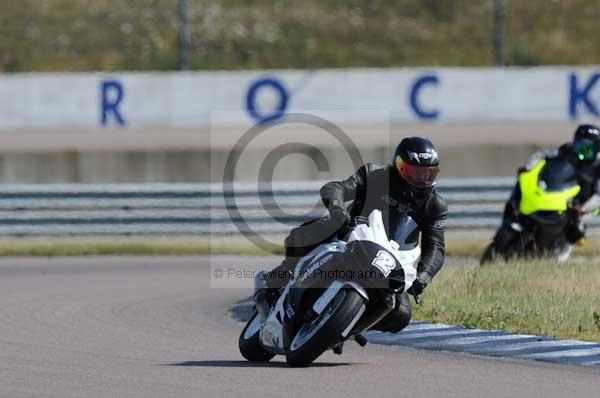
371 250 396 277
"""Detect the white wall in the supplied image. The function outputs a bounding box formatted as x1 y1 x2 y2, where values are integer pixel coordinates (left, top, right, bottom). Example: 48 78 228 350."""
1 67 600 129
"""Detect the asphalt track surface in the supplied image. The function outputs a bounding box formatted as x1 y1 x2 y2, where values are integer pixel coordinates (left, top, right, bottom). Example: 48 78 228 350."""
1 255 599 398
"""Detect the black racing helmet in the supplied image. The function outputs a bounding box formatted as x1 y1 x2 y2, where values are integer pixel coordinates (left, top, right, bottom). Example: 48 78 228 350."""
393 137 440 189
573 124 600 163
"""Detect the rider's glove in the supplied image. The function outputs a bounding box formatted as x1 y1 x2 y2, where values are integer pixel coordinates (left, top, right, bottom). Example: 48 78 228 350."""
328 200 350 226
408 271 432 296
568 204 585 218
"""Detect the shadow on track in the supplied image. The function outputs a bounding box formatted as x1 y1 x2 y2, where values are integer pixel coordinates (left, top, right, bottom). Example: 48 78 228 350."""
165 360 360 368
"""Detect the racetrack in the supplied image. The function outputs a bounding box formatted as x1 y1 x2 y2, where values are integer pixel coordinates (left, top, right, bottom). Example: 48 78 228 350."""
1 255 598 398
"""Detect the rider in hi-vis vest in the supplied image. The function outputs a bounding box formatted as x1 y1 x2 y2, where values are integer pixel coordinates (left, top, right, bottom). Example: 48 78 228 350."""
498 124 600 252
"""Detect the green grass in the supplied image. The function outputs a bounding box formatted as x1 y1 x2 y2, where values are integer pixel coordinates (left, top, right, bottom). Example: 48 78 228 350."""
414 258 600 342
0 242 205 257
2 0 600 72
444 237 491 258
0 236 597 258
0 236 496 257
0 238 280 257
445 236 600 258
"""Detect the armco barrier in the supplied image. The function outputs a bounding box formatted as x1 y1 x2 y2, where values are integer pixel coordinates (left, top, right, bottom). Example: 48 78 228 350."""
0 179 597 235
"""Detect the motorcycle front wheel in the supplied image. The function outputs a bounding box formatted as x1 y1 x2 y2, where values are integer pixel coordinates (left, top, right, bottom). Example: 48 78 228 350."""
480 242 497 266
285 289 365 367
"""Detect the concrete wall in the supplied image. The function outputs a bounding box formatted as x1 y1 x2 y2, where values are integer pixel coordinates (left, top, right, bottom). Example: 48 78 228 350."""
0 120 577 182
2 67 600 129
0 144 543 183
1 66 595 182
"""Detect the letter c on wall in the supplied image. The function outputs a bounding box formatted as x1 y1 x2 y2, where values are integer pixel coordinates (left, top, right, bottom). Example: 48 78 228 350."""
409 74 440 120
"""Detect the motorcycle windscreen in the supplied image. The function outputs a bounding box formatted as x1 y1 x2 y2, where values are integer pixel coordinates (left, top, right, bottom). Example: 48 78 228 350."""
389 213 420 250
346 210 417 291
539 157 579 192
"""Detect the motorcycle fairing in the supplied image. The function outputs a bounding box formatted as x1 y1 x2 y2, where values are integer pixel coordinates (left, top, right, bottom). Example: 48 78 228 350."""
583 193 600 216
259 245 344 353
519 160 581 215
347 210 418 292
293 241 347 284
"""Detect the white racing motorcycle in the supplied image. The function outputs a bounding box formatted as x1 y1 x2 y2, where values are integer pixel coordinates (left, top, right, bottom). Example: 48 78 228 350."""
238 210 419 367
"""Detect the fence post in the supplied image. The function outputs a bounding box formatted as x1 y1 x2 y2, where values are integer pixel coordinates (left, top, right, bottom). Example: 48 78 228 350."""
493 0 505 66
178 0 190 70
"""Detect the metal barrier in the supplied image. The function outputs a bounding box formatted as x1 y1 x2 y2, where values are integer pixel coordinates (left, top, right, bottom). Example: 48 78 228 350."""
0 180 596 235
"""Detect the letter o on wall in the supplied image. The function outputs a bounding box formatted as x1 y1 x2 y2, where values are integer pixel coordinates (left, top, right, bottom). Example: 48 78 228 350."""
246 77 289 123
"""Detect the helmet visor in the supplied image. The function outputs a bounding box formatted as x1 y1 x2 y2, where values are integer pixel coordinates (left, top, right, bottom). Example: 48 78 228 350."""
574 139 598 161
395 157 439 188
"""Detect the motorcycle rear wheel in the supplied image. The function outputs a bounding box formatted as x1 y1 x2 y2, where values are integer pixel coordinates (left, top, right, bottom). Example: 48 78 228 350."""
239 312 276 362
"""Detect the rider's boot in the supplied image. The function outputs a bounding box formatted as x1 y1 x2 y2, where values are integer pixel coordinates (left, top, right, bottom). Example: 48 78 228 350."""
371 292 412 333
253 271 279 319
332 342 343 355
253 259 295 319
354 334 368 346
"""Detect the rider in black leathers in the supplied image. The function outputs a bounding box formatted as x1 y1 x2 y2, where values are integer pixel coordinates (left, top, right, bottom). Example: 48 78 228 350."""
496 124 600 251
255 137 448 333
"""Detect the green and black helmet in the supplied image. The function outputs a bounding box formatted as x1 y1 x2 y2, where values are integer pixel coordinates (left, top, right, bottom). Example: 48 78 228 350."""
573 124 600 163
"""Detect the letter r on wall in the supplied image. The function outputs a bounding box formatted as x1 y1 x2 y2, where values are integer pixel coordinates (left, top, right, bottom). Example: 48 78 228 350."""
101 80 126 126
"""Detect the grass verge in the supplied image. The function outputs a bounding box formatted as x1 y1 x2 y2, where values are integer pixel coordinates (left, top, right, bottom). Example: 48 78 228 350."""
0 237 280 257
414 258 600 342
0 235 598 258
446 236 600 258
4 1 600 72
